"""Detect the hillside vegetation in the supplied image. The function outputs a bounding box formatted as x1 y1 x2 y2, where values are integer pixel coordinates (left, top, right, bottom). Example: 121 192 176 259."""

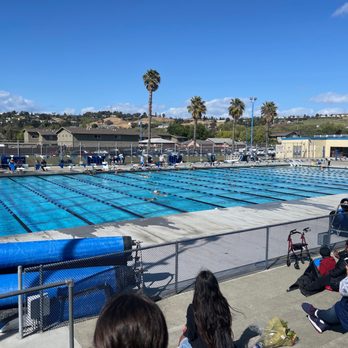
0 110 347 145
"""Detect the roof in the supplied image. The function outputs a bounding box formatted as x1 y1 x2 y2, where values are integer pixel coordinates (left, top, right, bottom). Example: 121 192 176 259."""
206 138 244 145
24 128 57 136
270 131 299 138
281 134 348 141
180 139 212 147
139 138 175 144
56 127 139 136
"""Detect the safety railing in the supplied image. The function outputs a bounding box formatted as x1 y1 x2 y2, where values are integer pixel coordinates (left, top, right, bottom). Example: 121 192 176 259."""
0 276 75 348
1 213 347 345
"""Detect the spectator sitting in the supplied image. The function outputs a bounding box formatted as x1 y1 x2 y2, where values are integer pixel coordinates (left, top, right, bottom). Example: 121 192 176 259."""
330 198 348 233
289 241 348 296
93 292 168 348
178 270 235 348
302 270 348 333
317 246 336 277
328 240 348 291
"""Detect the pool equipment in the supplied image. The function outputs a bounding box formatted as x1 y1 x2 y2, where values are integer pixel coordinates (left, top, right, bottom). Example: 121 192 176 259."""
286 227 312 269
0 236 133 273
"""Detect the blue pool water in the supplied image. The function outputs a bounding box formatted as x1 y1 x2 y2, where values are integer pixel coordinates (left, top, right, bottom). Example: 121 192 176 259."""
0 166 347 236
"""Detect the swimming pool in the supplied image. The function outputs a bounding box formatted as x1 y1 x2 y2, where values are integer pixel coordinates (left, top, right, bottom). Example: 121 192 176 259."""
1 166 347 236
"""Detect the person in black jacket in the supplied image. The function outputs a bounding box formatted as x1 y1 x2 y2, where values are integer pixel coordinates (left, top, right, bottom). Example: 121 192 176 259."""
288 242 348 296
302 271 348 333
178 270 234 348
329 241 348 291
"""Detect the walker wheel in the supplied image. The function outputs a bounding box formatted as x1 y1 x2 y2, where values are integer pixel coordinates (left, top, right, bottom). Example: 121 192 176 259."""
294 263 300 270
286 258 291 267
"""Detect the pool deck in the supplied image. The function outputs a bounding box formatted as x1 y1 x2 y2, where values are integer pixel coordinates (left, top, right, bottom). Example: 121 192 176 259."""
0 162 348 347
1 262 347 348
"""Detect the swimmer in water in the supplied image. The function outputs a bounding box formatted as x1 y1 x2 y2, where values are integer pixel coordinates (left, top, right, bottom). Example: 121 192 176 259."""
153 190 167 197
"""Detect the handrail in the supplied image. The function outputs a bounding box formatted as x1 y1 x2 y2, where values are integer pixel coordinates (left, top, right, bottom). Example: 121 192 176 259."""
0 279 73 299
0 278 75 348
138 214 329 251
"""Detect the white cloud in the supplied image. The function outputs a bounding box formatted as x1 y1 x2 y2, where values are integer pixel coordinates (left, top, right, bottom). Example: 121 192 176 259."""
316 107 347 115
165 97 252 119
311 92 348 103
62 108 75 115
332 2 348 17
107 102 147 114
165 106 190 118
80 106 97 114
278 107 314 116
0 90 37 112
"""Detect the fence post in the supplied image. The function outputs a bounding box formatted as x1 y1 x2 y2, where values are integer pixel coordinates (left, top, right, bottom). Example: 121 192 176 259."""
68 280 75 348
18 265 23 339
265 227 270 269
175 242 179 294
39 265 43 332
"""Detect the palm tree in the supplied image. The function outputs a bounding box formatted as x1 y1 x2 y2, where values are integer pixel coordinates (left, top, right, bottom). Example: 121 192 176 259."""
228 98 245 153
143 69 161 156
187 96 207 150
261 101 277 157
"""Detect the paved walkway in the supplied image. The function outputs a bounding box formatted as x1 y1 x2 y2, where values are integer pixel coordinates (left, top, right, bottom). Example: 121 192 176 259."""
1 263 346 348
1 191 347 246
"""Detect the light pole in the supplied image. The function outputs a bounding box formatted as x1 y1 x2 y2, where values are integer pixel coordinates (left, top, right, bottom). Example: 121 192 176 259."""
249 97 257 153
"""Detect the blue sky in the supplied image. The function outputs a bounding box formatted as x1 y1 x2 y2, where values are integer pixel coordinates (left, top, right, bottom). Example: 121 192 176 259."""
1 0 348 118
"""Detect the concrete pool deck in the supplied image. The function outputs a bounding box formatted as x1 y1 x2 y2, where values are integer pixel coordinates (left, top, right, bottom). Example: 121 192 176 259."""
0 163 347 347
1 262 347 348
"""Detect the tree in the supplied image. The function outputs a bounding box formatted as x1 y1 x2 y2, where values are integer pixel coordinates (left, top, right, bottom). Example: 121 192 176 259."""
228 98 245 153
187 96 207 149
143 69 160 155
261 101 277 156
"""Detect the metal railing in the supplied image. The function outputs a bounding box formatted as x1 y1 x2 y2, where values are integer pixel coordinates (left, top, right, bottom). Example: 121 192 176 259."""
1 214 347 345
0 276 74 348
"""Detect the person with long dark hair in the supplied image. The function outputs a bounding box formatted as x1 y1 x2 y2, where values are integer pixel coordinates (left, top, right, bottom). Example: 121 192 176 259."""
94 292 168 348
179 270 235 348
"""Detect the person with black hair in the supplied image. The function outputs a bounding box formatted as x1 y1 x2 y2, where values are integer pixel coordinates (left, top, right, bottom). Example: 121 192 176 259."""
329 240 348 291
331 198 348 232
288 242 348 295
317 246 336 277
93 292 168 348
178 270 234 348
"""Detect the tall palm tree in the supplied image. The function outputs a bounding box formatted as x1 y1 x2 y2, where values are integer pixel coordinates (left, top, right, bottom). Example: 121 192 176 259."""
143 69 161 155
228 98 245 153
261 101 277 157
187 96 207 150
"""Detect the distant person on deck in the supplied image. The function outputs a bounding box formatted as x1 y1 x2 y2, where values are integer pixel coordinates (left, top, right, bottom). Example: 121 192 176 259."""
40 159 47 171
8 158 16 173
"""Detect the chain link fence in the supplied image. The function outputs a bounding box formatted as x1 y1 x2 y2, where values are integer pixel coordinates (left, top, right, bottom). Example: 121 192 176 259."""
1 142 242 168
2 214 347 339
20 248 137 337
